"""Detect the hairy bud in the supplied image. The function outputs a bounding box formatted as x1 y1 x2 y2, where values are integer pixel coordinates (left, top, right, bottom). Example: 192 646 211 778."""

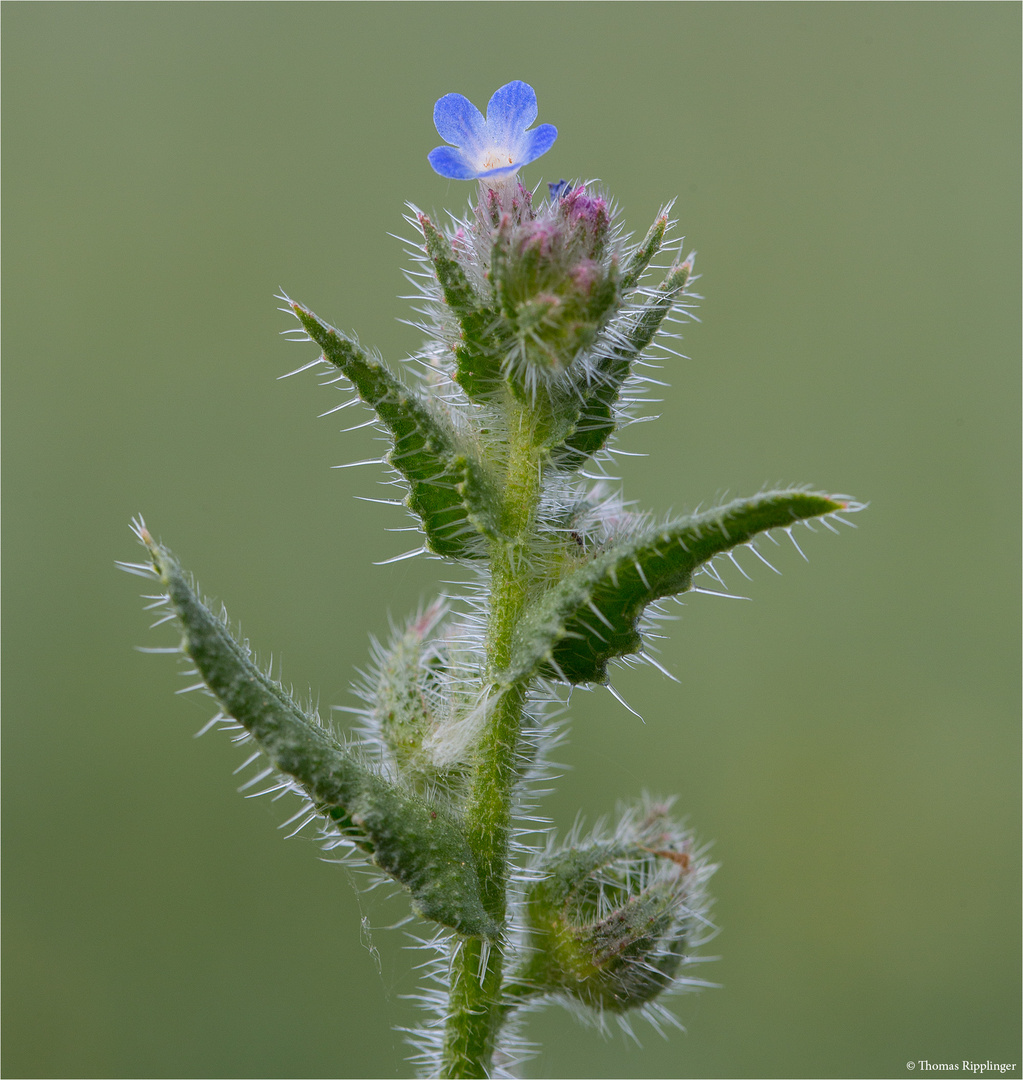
489 183 620 383
362 604 477 796
516 802 715 1014
371 603 447 773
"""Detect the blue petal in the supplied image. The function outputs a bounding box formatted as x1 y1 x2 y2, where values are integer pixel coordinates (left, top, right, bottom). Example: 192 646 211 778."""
434 93 486 152
486 81 538 145
428 145 480 180
518 123 558 167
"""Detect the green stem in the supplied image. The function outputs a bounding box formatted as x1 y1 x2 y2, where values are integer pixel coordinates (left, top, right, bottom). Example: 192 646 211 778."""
439 938 507 1079
439 398 542 1078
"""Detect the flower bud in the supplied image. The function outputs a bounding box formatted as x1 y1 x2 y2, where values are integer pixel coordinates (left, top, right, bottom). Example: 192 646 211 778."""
517 802 713 1014
557 184 611 261
370 603 447 773
362 605 481 798
489 184 620 382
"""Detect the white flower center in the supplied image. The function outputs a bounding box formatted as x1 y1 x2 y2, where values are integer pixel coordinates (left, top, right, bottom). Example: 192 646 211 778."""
481 149 515 171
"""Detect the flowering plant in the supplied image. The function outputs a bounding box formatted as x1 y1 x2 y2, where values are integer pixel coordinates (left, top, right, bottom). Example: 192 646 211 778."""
122 81 860 1078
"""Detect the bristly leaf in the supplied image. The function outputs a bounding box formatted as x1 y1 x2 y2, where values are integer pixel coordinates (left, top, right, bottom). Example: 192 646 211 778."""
137 527 500 939
509 490 853 684
418 213 505 400
291 302 500 557
552 260 692 471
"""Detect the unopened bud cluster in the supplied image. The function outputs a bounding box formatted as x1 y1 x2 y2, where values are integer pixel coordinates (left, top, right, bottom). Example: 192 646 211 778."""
489 183 618 377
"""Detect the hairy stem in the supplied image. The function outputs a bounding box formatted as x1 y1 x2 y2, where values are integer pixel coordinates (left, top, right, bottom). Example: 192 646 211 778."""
440 398 543 1078
440 938 506 1079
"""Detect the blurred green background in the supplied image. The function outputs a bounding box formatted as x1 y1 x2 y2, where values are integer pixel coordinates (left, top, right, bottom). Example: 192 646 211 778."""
3 4 1019 1078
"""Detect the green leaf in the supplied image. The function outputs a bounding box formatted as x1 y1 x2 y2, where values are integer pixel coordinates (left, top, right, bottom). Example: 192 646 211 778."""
552 261 691 472
138 528 500 939
291 301 499 558
509 490 853 684
417 213 505 401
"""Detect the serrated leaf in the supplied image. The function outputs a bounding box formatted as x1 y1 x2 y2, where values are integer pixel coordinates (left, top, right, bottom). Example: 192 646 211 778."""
140 530 500 939
552 261 691 471
510 490 852 684
292 302 499 557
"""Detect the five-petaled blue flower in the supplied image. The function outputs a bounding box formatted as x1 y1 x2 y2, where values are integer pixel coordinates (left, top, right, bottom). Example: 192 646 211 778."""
428 81 557 181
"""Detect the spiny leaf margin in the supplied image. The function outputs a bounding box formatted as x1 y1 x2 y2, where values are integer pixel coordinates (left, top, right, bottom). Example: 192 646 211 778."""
290 301 499 558
131 522 500 939
509 489 857 685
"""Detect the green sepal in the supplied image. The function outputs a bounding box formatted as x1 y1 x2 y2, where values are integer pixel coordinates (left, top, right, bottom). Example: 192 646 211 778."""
551 261 691 472
291 302 500 557
619 211 669 292
510 490 850 684
141 530 500 939
417 213 504 401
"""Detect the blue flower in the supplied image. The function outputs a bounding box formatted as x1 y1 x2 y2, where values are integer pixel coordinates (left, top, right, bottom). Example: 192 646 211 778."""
428 81 557 181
